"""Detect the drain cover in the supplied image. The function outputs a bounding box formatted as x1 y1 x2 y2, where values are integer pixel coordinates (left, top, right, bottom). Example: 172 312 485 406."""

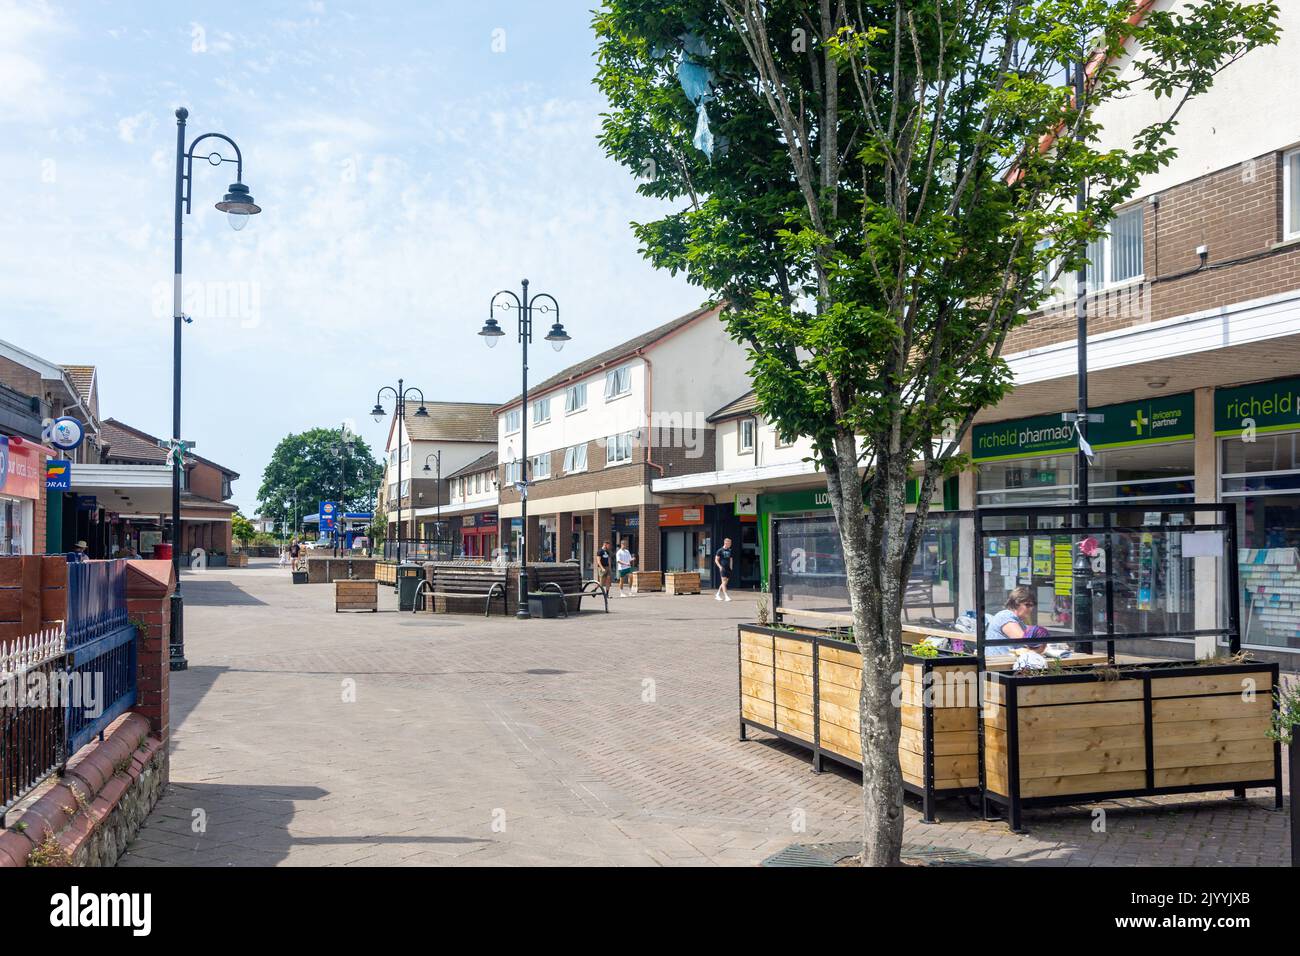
761 842 998 867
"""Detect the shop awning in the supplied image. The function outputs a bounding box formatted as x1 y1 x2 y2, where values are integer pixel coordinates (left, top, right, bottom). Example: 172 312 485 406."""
68 463 173 515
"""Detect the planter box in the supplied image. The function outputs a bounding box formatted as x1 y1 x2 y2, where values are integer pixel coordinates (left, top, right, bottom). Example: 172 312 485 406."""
665 571 700 595
630 571 661 592
983 662 1283 832
738 623 978 821
375 561 397 586
335 579 378 613
228 553 248 568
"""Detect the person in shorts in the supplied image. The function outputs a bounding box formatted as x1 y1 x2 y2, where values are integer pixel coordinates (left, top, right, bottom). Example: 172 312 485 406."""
714 537 733 602
595 541 612 589
615 539 635 597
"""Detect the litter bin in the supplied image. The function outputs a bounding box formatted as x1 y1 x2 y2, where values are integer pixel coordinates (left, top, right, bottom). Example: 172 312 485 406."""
154 543 173 561
527 591 565 619
397 563 424 612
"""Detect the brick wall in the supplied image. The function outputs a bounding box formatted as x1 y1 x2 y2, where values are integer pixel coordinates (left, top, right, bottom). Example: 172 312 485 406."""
1007 150 1300 355
125 560 174 744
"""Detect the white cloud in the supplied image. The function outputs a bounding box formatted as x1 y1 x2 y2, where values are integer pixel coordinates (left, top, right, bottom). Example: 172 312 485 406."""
117 111 152 143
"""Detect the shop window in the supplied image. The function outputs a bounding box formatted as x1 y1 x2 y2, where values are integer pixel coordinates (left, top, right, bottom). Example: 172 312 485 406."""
1285 149 1300 241
565 383 587 414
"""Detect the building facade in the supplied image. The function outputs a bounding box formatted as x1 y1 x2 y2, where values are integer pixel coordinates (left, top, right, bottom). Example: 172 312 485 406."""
494 303 751 575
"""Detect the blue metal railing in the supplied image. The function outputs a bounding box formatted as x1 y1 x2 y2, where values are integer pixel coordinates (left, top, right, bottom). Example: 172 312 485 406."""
64 560 137 756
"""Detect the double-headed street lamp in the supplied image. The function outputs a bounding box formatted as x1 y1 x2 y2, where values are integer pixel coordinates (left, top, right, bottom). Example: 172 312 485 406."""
370 379 428 562
169 107 262 672
422 451 442 559
479 279 570 618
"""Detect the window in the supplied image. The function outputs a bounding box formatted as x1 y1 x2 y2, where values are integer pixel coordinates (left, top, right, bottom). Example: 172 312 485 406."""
604 365 632 400
532 397 551 425
387 482 398 503
1285 149 1300 241
389 448 397 467
400 479 410 498
401 444 410 463
775 428 796 449
1086 205 1144 289
505 409 521 434
605 432 634 465
563 443 588 474
739 419 756 453
505 461 522 484
531 452 551 480
565 382 587 414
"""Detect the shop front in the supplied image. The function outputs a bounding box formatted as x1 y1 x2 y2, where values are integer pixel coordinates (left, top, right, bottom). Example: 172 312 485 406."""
1217 375 1300 651
0 435 43 554
458 511 498 559
660 504 710 577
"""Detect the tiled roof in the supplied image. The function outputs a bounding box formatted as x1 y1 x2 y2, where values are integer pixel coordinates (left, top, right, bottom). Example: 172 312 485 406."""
446 449 498 480
707 389 759 423
61 365 95 403
401 402 499 443
496 303 723 411
102 418 240 478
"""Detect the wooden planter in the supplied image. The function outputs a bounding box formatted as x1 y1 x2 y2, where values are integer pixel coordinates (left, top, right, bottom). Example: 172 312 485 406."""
228 552 248 568
983 662 1283 832
335 579 378 612
738 623 979 821
665 571 700 595
630 571 662 592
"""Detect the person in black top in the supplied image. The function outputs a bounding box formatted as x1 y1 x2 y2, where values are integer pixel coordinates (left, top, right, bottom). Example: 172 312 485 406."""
595 541 612 589
714 537 733 602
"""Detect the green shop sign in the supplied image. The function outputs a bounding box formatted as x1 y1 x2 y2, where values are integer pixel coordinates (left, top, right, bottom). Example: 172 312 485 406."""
1214 376 1300 437
973 392 1194 462
759 480 921 516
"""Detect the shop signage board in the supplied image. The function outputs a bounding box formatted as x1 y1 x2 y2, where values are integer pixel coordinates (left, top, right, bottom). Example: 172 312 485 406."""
1214 375 1300 437
76 494 97 511
660 505 705 526
972 392 1194 462
318 501 338 532
45 459 71 491
0 437 44 500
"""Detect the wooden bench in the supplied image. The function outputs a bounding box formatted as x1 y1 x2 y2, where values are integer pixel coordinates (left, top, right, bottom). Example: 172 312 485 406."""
413 567 511 617
335 579 378 612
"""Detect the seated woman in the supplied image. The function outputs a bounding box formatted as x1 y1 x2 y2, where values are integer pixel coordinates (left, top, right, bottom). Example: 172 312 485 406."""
986 586 1047 658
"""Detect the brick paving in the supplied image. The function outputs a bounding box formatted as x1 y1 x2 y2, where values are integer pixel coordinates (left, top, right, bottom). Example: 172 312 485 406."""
119 562 1293 866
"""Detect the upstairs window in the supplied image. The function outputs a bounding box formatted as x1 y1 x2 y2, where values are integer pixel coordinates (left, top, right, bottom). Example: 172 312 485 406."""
563 443 588 474
532 397 551 425
1285 149 1300 241
604 366 632 400
505 409 521 434
565 383 587 414
739 419 756 453
605 432 634 465
531 452 551 480
505 461 522 484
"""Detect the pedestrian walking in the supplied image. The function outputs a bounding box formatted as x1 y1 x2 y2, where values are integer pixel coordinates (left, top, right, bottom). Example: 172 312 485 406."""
595 540 612 590
714 537 733 602
615 539 635 597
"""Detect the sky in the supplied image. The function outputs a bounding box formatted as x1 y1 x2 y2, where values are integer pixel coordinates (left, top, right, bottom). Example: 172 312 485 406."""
0 0 706 515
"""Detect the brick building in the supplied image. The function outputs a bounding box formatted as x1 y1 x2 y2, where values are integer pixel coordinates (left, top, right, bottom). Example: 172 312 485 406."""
959 0 1300 659
494 303 751 575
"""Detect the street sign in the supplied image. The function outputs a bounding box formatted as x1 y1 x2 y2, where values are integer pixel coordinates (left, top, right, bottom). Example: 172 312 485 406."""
47 417 85 451
734 490 758 516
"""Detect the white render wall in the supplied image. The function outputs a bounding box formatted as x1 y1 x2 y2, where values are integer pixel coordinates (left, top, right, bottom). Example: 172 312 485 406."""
715 416 817 472
646 314 752 425
498 358 648 460
449 467 499 507
1096 0 1300 198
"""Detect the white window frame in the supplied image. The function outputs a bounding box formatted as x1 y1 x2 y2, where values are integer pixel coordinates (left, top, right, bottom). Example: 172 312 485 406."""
565 382 587 414
1285 148 1300 241
605 432 634 466
531 452 551 480
739 419 756 453
401 443 410 463
563 443 588 474
532 397 551 425
399 479 410 498
774 427 796 449
604 365 632 401
505 409 521 434
505 460 522 484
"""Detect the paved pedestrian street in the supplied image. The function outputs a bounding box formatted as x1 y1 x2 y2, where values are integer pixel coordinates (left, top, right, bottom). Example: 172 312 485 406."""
118 563 1291 867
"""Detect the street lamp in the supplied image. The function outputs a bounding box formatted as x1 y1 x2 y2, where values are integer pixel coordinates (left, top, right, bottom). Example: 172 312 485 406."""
479 279 570 618
422 451 442 560
169 106 262 672
369 378 428 562
331 423 356 556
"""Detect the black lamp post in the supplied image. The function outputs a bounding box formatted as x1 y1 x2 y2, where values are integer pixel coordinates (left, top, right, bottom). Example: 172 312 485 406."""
422 451 442 560
479 279 570 618
370 379 428 563
331 423 356 556
170 107 261 672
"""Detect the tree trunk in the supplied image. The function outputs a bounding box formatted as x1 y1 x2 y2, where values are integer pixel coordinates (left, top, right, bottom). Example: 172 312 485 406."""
823 430 907 866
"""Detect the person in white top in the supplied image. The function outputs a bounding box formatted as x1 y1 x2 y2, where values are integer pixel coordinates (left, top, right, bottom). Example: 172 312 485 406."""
615 540 636 597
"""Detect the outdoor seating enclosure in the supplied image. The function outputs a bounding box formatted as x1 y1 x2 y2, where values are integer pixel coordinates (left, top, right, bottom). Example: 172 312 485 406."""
748 504 1284 830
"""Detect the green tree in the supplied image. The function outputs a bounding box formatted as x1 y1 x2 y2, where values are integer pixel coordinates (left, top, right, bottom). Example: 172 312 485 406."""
595 0 1278 864
231 511 255 547
256 427 382 538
